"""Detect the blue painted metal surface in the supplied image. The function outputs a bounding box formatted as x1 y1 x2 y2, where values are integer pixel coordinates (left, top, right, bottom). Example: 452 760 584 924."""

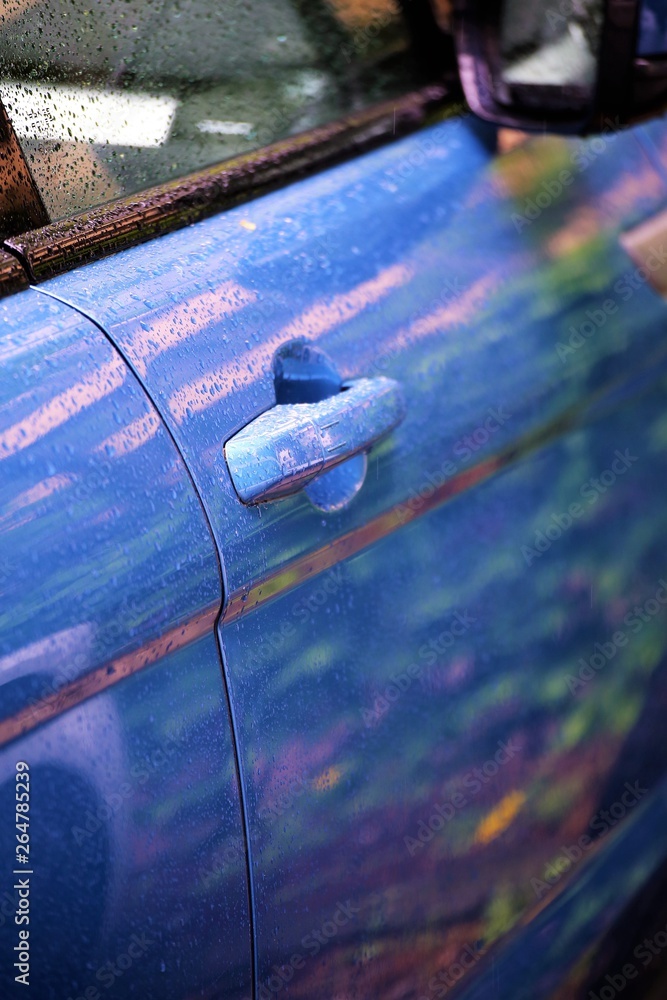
5 108 667 999
35 115 667 602
454 770 667 1000
0 292 251 998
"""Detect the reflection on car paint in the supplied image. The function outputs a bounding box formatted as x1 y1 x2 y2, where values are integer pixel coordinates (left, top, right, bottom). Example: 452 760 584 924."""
11 111 667 997
0 292 251 998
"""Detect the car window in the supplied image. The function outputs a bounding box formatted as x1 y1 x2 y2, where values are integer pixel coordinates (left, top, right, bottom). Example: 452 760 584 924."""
0 0 415 221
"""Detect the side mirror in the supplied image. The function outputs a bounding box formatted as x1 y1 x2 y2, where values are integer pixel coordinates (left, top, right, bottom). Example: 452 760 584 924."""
453 0 667 132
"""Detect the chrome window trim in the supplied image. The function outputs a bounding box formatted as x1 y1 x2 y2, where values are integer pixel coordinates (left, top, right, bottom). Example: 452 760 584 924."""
0 84 457 295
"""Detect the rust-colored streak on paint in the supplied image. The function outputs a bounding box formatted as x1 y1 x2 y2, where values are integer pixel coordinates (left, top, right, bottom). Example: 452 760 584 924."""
94 410 161 457
222 452 502 624
620 208 667 297
0 354 126 460
0 603 219 748
127 282 257 378
389 271 501 350
168 262 414 423
274 263 414 343
547 166 664 260
0 472 74 520
601 165 665 223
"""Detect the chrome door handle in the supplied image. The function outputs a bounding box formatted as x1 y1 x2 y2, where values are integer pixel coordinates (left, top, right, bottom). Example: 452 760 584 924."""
225 376 405 504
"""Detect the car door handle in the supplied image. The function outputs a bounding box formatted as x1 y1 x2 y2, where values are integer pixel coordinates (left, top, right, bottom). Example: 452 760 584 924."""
224 376 406 504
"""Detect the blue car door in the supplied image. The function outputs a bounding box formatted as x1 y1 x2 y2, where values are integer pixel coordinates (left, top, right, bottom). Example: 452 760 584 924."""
0 290 252 999
34 107 667 1000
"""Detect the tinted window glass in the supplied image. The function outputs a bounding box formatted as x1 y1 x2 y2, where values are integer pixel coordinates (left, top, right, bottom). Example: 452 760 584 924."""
0 0 414 219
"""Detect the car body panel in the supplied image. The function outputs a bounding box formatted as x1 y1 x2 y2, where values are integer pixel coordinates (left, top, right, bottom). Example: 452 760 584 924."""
455 770 667 1000
0 292 251 998
9 111 667 998
35 114 667 597
216 371 667 999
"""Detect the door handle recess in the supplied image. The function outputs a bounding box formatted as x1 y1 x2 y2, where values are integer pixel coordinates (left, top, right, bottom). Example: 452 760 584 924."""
225 376 405 504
